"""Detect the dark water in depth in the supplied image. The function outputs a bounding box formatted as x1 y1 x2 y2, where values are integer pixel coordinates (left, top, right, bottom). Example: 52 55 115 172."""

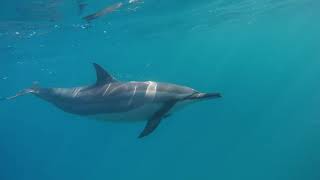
1 0 320 179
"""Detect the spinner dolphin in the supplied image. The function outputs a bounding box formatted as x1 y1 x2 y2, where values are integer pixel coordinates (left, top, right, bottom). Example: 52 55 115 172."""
2 63 222 138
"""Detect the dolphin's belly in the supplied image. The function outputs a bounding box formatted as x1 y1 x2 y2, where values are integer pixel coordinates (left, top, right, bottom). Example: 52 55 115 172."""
87 103 162 122
88 100 194 122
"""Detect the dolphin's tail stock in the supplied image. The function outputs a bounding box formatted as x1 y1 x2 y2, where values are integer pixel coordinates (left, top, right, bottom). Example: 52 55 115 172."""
1 82 39 101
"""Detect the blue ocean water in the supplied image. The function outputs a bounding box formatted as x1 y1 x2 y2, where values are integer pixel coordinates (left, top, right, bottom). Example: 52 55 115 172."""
1 0 320 179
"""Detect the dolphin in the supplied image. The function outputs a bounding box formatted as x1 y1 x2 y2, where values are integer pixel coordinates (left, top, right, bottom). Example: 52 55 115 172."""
1 63 221 138
83 2 123 22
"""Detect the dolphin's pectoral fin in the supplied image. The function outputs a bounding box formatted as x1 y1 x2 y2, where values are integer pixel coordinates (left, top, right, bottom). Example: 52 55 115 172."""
138 101 177 138
93 63 117 85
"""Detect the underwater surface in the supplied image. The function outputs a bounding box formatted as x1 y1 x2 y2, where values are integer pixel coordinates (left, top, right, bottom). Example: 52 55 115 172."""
1 0 320 179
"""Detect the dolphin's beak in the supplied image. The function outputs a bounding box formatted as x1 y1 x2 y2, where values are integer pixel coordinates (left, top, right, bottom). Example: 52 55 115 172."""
187 92 222 100
198 92 222 99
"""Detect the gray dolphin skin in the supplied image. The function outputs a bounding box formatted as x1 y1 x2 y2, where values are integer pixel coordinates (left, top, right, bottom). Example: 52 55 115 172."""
2 63 222 138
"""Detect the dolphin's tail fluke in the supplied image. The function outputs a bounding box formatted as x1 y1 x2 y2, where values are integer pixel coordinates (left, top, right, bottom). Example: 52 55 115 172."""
1 82 39 101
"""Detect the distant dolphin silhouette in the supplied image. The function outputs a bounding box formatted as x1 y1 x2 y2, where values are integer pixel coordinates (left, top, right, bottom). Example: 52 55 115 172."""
82 0 142 22
1 63 221 138
83 2 123 21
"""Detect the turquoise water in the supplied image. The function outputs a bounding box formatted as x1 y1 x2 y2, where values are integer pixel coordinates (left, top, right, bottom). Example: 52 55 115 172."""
1 0 320 179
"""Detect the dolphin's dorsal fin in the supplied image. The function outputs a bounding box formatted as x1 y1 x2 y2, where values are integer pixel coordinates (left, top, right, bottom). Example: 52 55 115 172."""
93 63 117 85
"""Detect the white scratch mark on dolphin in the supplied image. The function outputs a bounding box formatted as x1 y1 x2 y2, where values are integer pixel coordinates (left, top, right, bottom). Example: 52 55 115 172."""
72 88 82 97
103 84 111 96
128 85 137 105
145 81 157 100
109 84 126 95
